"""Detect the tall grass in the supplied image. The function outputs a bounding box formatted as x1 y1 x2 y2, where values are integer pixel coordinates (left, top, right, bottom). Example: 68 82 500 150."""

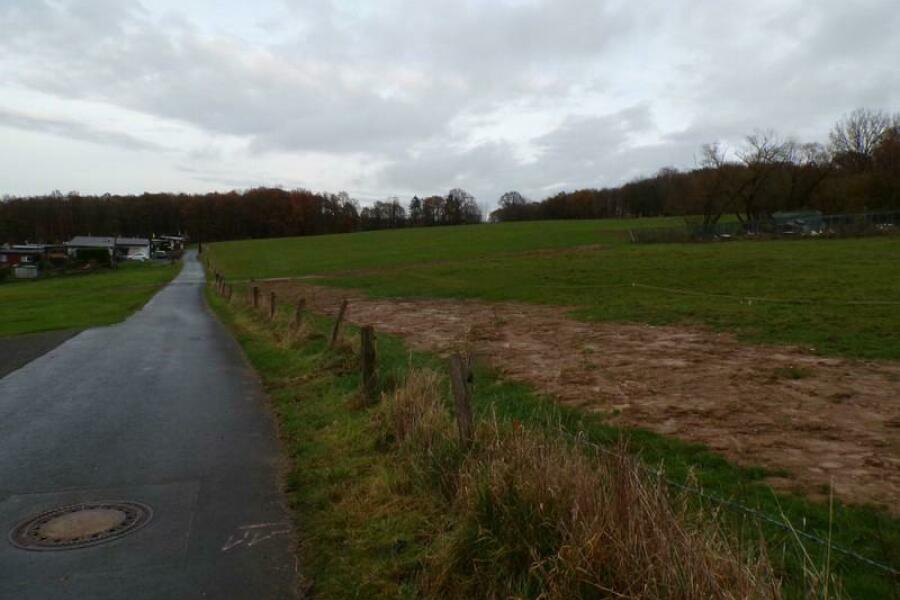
379 369 786 599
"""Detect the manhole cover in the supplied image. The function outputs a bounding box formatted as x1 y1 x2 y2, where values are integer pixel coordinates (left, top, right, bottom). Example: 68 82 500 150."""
9 501 152 551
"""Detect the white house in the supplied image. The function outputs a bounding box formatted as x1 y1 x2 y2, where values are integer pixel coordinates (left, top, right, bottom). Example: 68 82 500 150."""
65 236 152 261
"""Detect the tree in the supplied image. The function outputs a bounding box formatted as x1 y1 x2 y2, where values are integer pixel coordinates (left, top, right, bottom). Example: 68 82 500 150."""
829 108 893 172
421 196 444 226
734 131 791 224
408 196 423 226
495 191 529 221
781 141 832 210
691 142 743 232
444 188 479 225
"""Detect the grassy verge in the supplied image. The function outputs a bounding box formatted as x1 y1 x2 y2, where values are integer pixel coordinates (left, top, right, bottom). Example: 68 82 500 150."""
0 261 182 337
206 282 899 599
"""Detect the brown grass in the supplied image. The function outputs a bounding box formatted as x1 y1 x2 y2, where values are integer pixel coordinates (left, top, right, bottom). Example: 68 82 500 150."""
379 369 784 599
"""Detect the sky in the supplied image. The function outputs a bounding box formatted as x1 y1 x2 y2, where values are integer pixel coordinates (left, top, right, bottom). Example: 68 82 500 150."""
1 0 898 209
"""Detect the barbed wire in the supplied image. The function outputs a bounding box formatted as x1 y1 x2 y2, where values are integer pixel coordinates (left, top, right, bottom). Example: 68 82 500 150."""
207 263 900 578
561 430 900 578
631 282 900 306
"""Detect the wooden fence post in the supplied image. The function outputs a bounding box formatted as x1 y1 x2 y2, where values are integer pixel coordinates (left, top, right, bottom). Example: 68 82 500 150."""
268 291 276 320
252 286 260 309
292 298 306 328
226 284 233 301
329 299 349 348
360 325 378 404
449 353 474 447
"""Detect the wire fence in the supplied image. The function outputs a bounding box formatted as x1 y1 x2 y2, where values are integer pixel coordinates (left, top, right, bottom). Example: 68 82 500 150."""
631 210 900 244
564 431 900 578
207 258 900 581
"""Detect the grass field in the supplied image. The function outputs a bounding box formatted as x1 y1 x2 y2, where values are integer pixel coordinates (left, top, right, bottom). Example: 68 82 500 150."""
206 217 677 277
208 220 900 360
206 283 899 598
206 221 900 597
0 262 181 337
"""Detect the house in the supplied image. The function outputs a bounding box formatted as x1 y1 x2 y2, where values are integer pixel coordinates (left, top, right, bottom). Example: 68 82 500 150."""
0 244 64 267
64 236 152 261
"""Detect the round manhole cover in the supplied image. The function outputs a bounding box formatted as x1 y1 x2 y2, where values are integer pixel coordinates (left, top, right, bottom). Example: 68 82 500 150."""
9 501 152 551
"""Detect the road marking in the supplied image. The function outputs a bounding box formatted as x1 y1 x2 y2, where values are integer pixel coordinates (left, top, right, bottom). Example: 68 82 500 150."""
221 522 291 552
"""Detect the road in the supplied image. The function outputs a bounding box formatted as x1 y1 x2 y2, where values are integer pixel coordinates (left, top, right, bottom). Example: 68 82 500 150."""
0 252 298 599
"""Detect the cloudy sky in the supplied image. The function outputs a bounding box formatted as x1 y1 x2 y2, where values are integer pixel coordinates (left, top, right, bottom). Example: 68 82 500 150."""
1 0 898 208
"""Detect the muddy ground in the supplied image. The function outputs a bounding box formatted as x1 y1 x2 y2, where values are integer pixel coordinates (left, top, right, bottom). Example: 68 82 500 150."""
263 281 900 515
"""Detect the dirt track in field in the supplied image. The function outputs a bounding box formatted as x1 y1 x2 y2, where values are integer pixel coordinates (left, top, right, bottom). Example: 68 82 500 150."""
264 280 900 515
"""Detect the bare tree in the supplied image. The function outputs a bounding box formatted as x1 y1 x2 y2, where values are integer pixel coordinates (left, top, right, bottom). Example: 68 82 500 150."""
829 108 893 171
781 141 832 209
692 143 745 232
734 130 791 224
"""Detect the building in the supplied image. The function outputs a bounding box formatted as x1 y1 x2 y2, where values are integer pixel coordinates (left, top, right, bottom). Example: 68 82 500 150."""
64 236 152 261
151 235 187 257
771 210 824 234
0 244 64 267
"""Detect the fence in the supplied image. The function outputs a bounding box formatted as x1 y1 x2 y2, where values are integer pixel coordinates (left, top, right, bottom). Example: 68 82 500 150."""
206 266 900 581
631 210 900 244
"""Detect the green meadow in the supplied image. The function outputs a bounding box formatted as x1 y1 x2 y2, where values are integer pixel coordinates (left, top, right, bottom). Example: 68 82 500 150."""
208 220 900 360
0 262 181 337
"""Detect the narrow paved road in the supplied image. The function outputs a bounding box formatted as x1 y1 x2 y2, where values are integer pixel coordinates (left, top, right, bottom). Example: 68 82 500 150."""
0 252 297 599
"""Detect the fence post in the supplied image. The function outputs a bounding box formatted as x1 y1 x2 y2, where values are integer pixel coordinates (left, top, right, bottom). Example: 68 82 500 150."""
268 291 276 320
292 298 306 328
252 286 260 309
449 353 474 447
329 299 349 348
360 325 378 404
226 284 233 301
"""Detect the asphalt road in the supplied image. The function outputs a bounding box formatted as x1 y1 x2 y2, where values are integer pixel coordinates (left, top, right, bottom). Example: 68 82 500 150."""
0 251 298 599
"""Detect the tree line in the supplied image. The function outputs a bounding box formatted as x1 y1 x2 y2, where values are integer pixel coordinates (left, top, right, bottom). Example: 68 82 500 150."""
0 187 482 244
490 108 900 226
2 108 898 243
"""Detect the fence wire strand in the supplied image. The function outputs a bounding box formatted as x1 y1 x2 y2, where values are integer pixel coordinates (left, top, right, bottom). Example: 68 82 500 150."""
562 431 900 578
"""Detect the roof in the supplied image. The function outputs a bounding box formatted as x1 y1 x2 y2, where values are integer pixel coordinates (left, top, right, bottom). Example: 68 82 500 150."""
0 244 55 254
772 210 823 220
65 236 150 248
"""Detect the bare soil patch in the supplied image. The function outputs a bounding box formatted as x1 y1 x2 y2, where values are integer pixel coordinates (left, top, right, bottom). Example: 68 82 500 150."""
264 281 900 515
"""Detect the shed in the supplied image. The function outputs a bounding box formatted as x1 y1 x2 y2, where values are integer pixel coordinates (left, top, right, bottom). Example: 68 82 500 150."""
772 210 824 234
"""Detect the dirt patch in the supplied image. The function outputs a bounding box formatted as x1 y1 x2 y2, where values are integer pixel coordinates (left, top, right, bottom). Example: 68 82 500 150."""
264 281 900 515
0 329 81 379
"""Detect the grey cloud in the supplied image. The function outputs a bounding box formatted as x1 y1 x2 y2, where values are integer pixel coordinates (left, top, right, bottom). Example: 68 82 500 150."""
0 108 165 152
379 104 687 205
2 0 899 200
0 0 643 156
